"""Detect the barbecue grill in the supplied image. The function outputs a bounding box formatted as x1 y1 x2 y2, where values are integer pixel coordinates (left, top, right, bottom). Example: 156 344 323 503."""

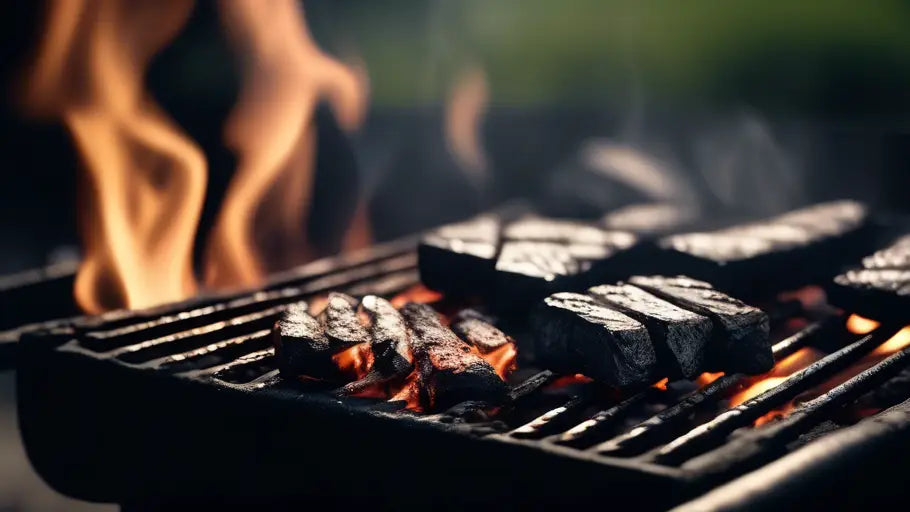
9 231 910 510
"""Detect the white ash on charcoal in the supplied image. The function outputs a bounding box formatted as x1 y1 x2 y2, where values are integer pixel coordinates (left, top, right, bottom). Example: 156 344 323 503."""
587 284 711 379
532 292 657 387
320 292 370 348
827 233 910 320
340 295 413 395
418 214 501 297
493 217 638 310
400 302 509 410
654 200 870 295
629 275 772 374
450 309 512 353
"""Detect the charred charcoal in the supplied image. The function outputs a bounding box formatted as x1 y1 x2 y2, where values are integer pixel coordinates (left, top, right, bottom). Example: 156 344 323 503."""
340 295 413 395
319 292 370 348
587 284 711 379
272 301 339 380
494 217 638 310
654 200 870 295
418 214 501 297
450 309 512 353
399 303 508 410
826 232 910 320
629 275 772 374
532 292 656 387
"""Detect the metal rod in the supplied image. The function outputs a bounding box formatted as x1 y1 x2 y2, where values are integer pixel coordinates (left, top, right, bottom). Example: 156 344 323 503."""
651 324 903 465
681 342 910 480
594 319 831 456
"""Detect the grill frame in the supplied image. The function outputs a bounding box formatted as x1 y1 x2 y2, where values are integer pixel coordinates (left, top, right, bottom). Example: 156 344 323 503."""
13 235 910 509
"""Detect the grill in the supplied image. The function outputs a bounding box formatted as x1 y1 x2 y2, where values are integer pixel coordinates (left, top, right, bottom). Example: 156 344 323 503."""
11 233 910 509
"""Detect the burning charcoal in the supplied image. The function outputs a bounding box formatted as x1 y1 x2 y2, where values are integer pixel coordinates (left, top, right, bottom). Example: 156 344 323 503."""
272 301 339 379
450 309 511 353
340 295 413 395
493 217 638 310
628 275 772 374
418 214 501 297
399 302 508 410
532 292 656 387
587 284 711 378
319 292 370 348
826 232 910 321
654 200 870 295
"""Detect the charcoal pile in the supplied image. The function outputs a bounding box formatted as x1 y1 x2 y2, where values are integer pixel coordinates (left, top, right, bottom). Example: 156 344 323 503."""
533 275 771 387
827 234 910 320
273 293 515 411
652 200 870 296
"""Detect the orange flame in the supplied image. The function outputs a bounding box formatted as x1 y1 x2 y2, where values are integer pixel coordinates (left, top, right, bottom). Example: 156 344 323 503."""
389 284 444 309
331 342 373 381
696 372 725 387
727 347 825 426
545 374 594 390
846 314 880 335
204 0 369 290
23 0 206 313
444 65 489 186
653 378 670 391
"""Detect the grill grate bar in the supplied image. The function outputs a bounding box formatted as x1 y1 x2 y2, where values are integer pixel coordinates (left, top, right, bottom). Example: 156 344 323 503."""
680 342 910 481
185 347 276 383
651 323 904 465
553 387 658 447
137 330 272 372
595 318 835 456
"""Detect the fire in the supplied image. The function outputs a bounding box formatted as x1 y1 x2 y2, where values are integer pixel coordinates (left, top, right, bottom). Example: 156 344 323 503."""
696 372 724 387
481 343 518 380
846 314 880 335
444 65 489 187
331 342 373 381
727 347 825 426
389 285 443 309
24 0 370 312
653 378 670 391
23 0 206 313
204 0 368 290
545 374 594 390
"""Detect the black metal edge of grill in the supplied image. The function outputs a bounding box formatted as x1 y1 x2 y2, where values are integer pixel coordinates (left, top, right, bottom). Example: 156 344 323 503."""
17 343 685 508
11 227 910 508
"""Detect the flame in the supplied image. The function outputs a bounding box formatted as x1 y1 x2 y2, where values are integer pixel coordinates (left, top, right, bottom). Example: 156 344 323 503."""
477 342 517 380
204 0 369 290
389 284 443 309
331 342 373 381
444 65 489 186
846 314 880 335
389 372 422 412
727 347 825 425
23 0 206 313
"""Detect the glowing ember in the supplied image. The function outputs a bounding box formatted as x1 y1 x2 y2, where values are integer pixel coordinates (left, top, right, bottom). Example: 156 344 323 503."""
695 372 724 387
389 285 443 308
204 0 368 290
653 378 670 391
388 372 422 412
23 0 206 313
331 342 373 380
480 342 518 380
546 374 594 390
847 314 880 335
727 347 825 425
778 286 827 309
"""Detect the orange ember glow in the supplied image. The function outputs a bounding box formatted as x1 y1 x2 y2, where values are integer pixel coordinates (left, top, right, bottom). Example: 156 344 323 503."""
727 347 825 426
477 342 518 380
204 0 368 290
778 286 827 309
24 0 206 313
389 372 422 412
546 374 594 390
696 372 725 387
846 314 880 335
331 342 373 380
389 284 444 309
653 378 670 391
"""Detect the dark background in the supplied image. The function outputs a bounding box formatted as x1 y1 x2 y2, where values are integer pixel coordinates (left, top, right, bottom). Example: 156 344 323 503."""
1 0 909 276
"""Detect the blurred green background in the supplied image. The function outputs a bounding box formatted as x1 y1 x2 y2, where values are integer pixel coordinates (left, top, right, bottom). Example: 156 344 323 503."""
316 0 910 120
